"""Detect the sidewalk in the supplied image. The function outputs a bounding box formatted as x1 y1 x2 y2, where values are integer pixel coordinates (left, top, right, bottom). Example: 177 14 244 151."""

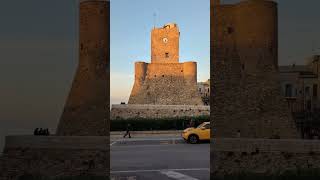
111 130 182 141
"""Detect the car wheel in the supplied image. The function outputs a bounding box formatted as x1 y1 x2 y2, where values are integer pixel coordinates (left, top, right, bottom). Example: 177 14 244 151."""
188 135 199 144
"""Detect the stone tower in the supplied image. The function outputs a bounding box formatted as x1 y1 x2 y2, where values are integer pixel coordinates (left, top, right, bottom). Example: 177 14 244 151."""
128 23 203 105
56 0 109 136
151 23 179 63
211 0 299 138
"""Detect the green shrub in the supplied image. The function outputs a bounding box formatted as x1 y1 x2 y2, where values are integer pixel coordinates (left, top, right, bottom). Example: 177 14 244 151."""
110 115 210 131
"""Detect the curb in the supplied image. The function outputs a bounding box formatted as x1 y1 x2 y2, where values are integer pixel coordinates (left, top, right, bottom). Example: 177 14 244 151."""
111 138 185 146
110 130 183 135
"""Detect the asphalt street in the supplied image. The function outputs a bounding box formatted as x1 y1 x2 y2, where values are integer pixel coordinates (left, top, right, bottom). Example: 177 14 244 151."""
110 137 209 180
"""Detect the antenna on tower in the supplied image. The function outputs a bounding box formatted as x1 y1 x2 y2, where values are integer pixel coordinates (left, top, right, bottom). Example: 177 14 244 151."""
153 12 156 29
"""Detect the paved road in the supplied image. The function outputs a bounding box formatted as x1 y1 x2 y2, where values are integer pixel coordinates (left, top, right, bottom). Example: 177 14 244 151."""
110 137 209 180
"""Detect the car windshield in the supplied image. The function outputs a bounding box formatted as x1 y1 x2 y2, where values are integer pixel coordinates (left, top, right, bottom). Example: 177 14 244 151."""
197 123 208 129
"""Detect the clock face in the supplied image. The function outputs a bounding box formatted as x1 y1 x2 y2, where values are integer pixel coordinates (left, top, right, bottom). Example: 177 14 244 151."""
163 37 168 43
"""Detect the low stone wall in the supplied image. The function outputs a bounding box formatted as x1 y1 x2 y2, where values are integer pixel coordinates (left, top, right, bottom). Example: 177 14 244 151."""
0 136 109 180
212 138 320 177
111 104 210 119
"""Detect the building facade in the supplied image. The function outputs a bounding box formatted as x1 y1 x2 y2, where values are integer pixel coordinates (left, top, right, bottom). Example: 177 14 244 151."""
279 55 320 113
197 79 210 105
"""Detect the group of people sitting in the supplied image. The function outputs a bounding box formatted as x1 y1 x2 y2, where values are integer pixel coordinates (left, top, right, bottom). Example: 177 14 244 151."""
33 128 50 136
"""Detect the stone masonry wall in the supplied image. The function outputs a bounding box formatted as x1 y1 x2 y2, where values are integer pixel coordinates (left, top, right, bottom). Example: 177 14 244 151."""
211 0 299 139
128 62 203 105
0 136 109 180
56 0 110 136
111 104 209 119
151 24 179 63
212 138 320 177
210 1 315 177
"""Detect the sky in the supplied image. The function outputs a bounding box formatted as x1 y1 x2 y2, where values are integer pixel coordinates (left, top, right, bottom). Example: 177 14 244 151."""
0 0 77 151
0 0 320 151
110 0 210 105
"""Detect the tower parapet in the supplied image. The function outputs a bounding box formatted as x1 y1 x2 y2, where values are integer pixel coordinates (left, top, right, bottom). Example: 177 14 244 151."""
130 62 147 97
183 61 197 85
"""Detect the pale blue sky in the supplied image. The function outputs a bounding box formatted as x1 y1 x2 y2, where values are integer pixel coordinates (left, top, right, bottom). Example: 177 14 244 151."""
110 0 210 104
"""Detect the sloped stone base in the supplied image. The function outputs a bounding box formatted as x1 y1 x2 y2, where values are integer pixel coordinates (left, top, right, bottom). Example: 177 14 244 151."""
111 104 209 119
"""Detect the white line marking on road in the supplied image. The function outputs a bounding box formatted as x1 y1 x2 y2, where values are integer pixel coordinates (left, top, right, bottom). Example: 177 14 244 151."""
110 168 209 174
160 170 199 180
110 141 118 146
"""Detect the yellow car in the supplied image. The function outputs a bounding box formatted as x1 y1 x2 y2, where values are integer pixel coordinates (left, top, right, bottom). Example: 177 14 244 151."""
182 122 210 144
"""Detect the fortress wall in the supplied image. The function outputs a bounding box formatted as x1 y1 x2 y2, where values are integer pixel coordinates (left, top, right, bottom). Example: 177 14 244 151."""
111 104 209 119
210 0 309 177
235 0 278 74
212 138 320 176
128 63 203 105
183 62 197 84
56 0 109 136
147 63 184 76
130 62 147 97
0 136 109 179
211 0 298 139
211 4 240 138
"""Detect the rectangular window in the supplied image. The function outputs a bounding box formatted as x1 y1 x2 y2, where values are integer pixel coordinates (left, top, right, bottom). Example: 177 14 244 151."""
165 52 169 58
313 84 318 97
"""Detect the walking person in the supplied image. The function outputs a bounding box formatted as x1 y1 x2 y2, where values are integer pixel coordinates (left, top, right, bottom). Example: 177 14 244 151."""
123 123 132 138
189 118 195 128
